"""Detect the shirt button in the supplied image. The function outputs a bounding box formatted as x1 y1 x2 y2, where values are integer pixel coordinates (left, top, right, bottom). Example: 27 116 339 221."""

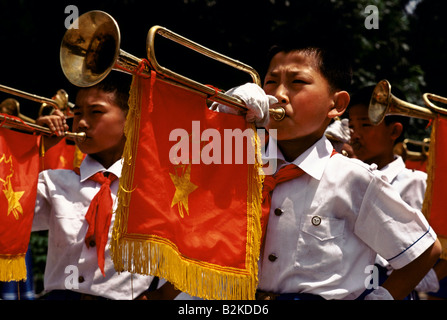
78 276 85 283
274 208 284 216
268 254 278 262
311 216 322 226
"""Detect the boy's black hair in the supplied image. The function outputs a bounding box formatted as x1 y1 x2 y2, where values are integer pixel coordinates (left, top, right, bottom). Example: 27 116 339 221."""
348 85 410 144
264 30 353 93
80 71 131 113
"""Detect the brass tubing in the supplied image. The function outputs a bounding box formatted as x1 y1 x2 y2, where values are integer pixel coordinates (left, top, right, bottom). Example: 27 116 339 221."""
0 113 86 141
60 10 286 121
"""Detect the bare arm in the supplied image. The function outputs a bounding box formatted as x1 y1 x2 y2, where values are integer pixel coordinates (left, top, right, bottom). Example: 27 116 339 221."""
135 281 181 300
382 239 442 300
434 258 447 282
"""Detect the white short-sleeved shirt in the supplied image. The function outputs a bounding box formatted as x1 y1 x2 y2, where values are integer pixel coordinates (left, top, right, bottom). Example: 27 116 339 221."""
258 136 436 300
376 155 427 210
33 155 153 300
374 156 428 269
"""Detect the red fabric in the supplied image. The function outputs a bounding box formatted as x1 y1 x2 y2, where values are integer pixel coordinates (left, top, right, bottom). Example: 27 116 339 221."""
123 76 257 270
0 128 39 258
261 164 305 238
428 117 447 238
405 159 427 172
41 138 83 171
74 168 117 276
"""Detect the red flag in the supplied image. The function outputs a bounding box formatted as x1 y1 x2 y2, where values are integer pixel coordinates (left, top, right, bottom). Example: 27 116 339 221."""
112 73 263 300
423 116 447 259
0 126 39 281
40 137 85 171
405 158 427 172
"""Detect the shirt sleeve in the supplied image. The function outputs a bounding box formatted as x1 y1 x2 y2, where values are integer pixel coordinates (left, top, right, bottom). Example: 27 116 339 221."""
354 174 437 270
32 171 51 231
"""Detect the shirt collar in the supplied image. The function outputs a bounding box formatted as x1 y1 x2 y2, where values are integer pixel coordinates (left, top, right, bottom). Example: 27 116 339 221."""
378 155 405 183
263 135 333 181
79 155 123 182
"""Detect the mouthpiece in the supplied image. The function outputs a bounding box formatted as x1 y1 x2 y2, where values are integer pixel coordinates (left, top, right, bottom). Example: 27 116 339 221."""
269 107 285 121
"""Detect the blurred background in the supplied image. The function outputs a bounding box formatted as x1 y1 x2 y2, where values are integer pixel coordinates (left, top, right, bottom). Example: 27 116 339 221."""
0 0 445 296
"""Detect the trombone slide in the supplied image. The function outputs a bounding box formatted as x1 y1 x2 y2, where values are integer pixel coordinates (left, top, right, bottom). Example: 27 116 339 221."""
0 113 86 141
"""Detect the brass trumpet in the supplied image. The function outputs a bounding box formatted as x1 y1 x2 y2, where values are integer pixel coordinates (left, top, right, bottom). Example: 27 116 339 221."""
0 84 86 141
60 10 285 121
402 138 430 160
368 79 447 125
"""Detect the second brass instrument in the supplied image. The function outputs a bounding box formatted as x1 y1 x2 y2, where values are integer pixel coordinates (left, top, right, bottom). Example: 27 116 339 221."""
369 79 447 125
0 84 85 141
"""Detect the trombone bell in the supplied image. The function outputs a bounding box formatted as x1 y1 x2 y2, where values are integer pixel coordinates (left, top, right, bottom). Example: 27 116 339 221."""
369 79 435 125
60 11 121 87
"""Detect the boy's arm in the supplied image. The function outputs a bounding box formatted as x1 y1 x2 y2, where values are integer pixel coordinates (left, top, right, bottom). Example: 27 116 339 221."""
434 258 447 282
135 281 181 300
382 239 442 300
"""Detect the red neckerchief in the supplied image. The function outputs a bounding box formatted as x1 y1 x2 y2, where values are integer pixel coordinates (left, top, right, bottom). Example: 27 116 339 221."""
74 167 117 277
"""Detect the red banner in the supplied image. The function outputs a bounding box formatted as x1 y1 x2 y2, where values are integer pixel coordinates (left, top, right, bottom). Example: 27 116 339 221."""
111 73 263 299
423 116 447 259
0 126 39 281
40 137 85 171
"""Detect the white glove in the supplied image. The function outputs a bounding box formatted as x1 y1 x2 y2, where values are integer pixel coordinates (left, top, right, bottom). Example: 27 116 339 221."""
364 286 394 300
210 83 278 127
415 268 440 293
325 118 351 143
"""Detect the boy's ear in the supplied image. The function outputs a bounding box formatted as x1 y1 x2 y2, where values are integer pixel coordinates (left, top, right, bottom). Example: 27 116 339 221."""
328 91 350 118
390 122 403 141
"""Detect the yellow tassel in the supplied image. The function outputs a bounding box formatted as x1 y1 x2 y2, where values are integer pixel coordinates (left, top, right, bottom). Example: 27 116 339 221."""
0 254 27 282
73 145 84 169
115 237 259 300
111 74 141 269
421 119 436 221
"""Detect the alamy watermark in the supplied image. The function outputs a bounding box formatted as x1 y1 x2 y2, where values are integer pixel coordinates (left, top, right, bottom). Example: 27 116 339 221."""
65 4 379 31
168 122 277 176
364 5 379 30
364 264 380 290
64 5 79 29
64 265 79 290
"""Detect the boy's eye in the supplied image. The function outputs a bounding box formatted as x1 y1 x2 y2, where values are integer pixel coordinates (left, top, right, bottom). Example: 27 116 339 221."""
264 80 276 85
292 79 307 84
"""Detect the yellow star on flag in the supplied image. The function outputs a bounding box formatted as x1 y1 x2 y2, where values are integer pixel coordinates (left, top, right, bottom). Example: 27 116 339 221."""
169 164 198 218
3 179 24 220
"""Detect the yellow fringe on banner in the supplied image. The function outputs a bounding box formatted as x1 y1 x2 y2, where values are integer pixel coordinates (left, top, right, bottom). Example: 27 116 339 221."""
0 254 27 282
111 74 263 300
422 119 447 260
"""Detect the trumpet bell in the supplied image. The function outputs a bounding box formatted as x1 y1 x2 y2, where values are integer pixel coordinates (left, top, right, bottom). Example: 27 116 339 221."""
60 10 120 87
368 79 392 125
368 79 435 125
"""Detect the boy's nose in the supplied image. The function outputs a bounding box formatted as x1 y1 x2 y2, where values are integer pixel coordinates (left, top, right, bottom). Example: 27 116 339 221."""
273 84 289 103
75 118 88 131
349 128 361 141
